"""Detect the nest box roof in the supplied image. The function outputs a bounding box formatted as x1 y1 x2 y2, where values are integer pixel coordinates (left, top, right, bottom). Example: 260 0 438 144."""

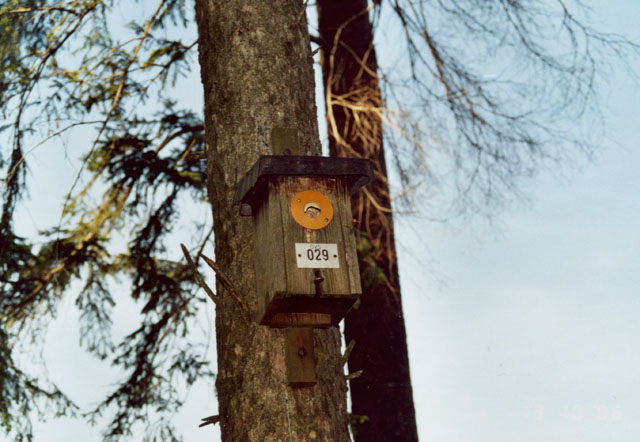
233 155 373 213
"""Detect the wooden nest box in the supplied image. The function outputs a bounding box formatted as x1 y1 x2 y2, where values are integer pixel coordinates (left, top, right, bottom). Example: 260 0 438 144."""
233 155 373 328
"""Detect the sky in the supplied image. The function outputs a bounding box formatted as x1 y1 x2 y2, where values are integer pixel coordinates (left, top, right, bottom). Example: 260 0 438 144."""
402 117 640 440
4 1 640 441
399 1 640 439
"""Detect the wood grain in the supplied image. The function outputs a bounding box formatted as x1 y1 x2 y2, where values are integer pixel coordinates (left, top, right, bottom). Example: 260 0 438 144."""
254 176 362 327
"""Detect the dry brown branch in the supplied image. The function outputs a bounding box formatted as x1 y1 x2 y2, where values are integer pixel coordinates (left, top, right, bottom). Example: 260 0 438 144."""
325 3 376 148
361 186 393 214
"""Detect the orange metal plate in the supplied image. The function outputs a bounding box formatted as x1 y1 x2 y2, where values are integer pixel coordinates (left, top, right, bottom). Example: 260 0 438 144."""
290 190 334 230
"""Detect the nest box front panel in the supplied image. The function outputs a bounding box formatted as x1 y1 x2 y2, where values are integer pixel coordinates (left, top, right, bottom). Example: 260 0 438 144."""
253 176 361 326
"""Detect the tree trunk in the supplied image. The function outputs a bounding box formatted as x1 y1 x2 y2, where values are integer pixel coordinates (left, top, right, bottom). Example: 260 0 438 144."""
195 1 350 440
317 1 419 441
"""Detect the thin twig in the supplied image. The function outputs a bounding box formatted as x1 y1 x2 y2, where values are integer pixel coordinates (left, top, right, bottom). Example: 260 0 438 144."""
181 244 218 305
196 226 214 259
1 5 80 16
346 370 363 381
325 3 376 148
2 120 102 188
59 0 167 242
294 0 310 26
199 253 251 316
199 414 220 428
186 151 206 161
341 339 356 367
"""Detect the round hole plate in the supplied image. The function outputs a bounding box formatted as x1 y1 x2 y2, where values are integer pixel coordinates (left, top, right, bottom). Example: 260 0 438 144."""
290 190 334 230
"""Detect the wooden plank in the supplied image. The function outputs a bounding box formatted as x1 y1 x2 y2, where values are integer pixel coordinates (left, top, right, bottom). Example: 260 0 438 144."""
254 181 287 323
335 177 362 294
270 313 332 328
279 176 317 297
279 176 353 296
271 127 299 155
285 327 316 387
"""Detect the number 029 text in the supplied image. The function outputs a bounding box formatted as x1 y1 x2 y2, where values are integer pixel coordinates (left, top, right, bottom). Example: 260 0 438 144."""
295 243 339 268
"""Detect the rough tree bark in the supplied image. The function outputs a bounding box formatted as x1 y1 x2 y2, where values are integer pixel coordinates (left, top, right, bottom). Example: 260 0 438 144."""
317 1 419 440
195 1 350 440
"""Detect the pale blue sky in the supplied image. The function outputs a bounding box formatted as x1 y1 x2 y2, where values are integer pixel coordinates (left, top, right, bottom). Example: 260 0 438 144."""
6 1 640 441
400 1 640 439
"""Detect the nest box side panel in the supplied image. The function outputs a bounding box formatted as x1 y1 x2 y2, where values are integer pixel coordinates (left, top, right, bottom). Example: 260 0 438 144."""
334 177 361 295
253 182 288 322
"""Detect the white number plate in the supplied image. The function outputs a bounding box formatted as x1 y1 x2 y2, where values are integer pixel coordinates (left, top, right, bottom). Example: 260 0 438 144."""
295 243 339 268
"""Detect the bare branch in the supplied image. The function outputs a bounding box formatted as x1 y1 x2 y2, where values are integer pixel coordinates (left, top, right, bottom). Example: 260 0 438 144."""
180 244 218 305
199 253 251 318
2 121 103 189
199 414 220 427
341 339 356 367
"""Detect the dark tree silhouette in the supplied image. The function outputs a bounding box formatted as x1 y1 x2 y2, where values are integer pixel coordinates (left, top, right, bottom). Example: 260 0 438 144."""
317 1 418 440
